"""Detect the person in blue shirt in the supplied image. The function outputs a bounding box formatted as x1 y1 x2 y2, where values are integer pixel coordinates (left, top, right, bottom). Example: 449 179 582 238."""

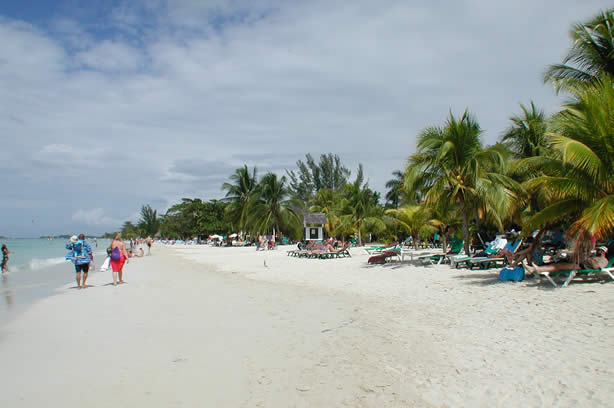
66 234 93 289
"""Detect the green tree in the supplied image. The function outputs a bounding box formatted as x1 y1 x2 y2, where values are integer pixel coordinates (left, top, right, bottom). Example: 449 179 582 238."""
405 110 521 255
250 173 300 238
199 200 231 235
160 198 205 240
308 188 342 236
384 170 404 208
544 9 614 93
120 221 139 239
286 153 352 202
521 74 614 240
222 165 258 232
339 179 385 246
501 102 549 159
137 204 160 237
385 205 433 249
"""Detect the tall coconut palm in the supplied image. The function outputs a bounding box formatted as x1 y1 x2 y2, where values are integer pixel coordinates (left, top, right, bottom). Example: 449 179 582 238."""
521 74 614 239
502 102 549 159
222 165 258 232
250 172 299 237
501 102 550 232
544 9 614 93
405 110 521 255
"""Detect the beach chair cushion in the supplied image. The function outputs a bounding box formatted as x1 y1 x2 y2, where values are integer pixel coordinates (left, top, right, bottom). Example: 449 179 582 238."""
498 266 524 282
368 250 399 264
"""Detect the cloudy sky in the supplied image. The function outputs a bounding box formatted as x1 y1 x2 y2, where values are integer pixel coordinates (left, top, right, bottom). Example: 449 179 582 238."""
0 1 610 237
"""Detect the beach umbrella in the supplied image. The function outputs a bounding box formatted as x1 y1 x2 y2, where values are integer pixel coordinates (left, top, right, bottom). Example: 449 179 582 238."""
210 234 222 240
229 233 238 238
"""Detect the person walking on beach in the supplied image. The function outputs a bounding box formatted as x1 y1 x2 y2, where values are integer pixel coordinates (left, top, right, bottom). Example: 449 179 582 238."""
66 234 93 289
146 236 152 255
110 233 129 286
1 244 10 273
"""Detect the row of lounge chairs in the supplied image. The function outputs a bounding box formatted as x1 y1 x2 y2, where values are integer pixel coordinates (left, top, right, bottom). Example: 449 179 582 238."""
370 235 614 288
287 241 351 259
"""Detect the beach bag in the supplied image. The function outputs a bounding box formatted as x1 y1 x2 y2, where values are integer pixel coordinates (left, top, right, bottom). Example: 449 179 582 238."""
498 266 524 282
110 247 121 261
72 241 85 258
100 257 111 272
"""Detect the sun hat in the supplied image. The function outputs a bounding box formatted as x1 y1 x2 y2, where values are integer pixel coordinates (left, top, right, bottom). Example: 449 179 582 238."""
70 235 78 243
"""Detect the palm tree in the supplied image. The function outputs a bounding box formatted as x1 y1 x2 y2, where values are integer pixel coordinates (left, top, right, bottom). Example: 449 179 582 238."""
222 165 258 232
544 9 614 93
521 74 614 240
339 182 385 246
501 102 548 159
250 173 299 237
385 205 433 249
384 170 404 208
405 110 521 255
309 188 341 236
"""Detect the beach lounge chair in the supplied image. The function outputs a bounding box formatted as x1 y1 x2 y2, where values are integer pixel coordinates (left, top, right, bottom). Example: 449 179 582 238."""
364 245 398 255
463 239 523 270
287 241 316 257
539 257 614 288
418 239 463 265
318 243 352 259
300 242 327 259
450 241 499 268
367 250 401 264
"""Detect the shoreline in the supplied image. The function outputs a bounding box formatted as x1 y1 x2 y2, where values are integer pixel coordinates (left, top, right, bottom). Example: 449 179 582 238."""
0 244 612 407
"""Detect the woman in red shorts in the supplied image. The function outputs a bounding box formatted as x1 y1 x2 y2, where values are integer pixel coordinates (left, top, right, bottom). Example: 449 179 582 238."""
110 233 129 286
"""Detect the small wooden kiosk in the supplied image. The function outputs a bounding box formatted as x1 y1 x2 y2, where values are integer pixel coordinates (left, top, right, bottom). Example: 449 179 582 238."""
303 213 327 241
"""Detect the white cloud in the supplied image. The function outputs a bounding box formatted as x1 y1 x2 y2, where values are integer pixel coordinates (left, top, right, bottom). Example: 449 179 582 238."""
72 208 123 227
75 40 146 72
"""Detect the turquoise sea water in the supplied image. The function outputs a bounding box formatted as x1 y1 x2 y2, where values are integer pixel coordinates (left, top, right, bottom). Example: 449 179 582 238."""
0 238 110 323
2 238 104 272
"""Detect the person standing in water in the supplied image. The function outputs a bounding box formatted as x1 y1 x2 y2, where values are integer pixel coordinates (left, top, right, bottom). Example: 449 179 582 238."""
1 244 10 273
66 234 93 289
110 233 129 286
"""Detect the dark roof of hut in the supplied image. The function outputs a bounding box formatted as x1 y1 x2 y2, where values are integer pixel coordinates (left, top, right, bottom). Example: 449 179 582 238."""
303 212 327 225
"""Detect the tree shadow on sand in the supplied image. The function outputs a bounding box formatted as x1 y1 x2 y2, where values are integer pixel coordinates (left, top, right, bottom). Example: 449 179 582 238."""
452 270 606 290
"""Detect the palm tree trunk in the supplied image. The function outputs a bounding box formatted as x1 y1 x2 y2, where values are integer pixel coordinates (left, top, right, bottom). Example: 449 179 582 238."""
441 228 448 253
357 220 362 246
460 198 471 256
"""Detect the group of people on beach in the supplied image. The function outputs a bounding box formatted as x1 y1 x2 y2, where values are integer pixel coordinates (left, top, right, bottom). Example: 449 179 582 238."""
256 235 275 250
65 232 148 289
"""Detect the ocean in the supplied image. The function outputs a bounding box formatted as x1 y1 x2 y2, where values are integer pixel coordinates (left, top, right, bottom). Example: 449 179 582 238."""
0 237 111 323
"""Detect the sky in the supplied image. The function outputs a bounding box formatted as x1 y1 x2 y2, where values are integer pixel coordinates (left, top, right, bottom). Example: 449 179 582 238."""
0 0 611 237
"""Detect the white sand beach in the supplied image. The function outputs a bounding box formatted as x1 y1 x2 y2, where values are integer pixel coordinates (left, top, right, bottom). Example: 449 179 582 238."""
0 245 612 407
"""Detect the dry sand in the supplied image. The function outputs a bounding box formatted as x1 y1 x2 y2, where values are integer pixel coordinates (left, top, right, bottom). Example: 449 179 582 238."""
0 244 612 407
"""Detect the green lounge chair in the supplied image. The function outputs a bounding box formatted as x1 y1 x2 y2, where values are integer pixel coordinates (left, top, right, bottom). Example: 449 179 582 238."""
464 239 523 270
419 238 463 264
539 256 614 288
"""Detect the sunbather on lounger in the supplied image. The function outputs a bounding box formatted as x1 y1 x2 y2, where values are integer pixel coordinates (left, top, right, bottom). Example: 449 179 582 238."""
523 246 609 275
